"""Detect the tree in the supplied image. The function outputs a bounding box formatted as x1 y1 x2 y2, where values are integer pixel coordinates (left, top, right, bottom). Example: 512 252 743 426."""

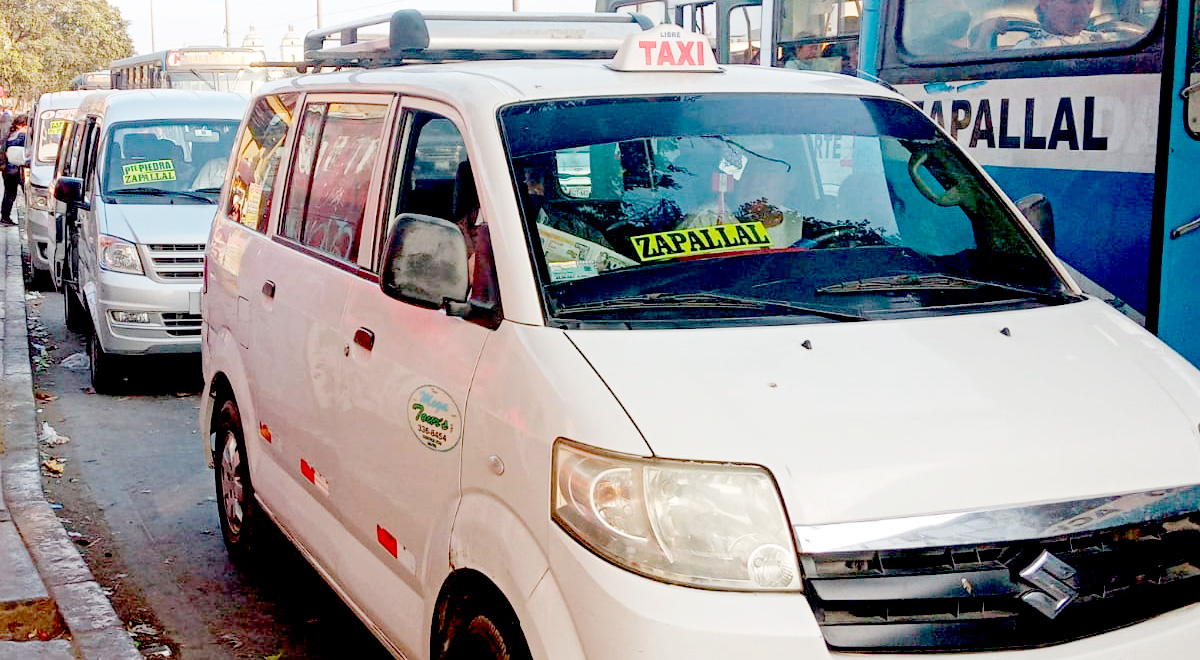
0 0 133 103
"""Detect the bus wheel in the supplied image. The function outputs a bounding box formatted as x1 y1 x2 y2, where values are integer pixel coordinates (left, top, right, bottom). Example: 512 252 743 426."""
215 399 262 562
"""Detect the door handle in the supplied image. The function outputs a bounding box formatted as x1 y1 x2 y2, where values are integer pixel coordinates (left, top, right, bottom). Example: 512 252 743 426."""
262 280 276 298
1170 216 1200 240
353 327 375 351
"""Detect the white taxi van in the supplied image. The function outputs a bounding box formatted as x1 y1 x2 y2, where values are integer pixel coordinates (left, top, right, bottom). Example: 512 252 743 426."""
52 89 246 391
201 11 1200 660
25 90 89 286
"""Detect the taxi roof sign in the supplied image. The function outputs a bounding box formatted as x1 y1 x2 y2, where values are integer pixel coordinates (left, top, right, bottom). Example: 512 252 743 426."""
608 24 721 73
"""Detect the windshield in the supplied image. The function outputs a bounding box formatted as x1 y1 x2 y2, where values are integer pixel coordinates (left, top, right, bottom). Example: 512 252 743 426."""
900 0 1159 57
500 94 1073 327
166 69 267 95
102 120 239 202
35 108 78 164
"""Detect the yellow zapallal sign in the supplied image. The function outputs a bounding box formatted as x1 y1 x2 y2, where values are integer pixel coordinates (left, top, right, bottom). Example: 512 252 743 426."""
122 159 177 185
631 221 773 262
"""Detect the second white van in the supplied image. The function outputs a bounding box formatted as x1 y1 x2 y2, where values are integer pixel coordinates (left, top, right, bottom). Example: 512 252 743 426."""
52 89 246 391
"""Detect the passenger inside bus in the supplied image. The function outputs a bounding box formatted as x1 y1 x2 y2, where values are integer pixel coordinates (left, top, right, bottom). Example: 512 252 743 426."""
901 0 1157 55
1013 0 1121 47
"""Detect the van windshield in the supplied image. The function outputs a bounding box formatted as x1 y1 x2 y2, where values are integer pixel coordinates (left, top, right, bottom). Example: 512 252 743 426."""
36 108 79 164
500 95 1076 327
102 120 239 203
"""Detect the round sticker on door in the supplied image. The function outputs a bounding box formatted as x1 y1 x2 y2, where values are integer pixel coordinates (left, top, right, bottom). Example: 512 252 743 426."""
407 385 462 452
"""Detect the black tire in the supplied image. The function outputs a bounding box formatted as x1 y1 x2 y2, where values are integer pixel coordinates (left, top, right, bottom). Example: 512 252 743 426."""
214 399 261 562
87 330 122 393
439 593 531 660
64 284 89 334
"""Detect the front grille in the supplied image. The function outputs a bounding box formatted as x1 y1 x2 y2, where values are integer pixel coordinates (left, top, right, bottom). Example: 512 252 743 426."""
804 512 1200 651
162 312 202 336
144 244 204 281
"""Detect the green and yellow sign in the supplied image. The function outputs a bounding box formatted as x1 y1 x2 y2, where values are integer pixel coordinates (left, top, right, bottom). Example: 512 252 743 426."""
121 159 176 185
631 221 773 262
47 120 66 136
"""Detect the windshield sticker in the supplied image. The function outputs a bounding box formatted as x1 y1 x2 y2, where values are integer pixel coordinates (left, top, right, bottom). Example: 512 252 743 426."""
631 221 773 262
122 159 176 185
549 261 598 281
408 385 461 452
47 120 66 136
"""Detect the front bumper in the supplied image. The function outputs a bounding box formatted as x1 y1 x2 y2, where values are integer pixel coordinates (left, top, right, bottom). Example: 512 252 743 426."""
542 526 1200 660
88 271 202 355
25 207 52 273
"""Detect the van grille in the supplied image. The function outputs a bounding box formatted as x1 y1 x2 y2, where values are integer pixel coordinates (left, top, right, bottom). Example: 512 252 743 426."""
144 244 205 281
162 313 202 336
803 512 1200 651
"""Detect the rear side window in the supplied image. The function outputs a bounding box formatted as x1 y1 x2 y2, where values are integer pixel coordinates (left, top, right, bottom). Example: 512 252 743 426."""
280 100 390 262
226 93 298 232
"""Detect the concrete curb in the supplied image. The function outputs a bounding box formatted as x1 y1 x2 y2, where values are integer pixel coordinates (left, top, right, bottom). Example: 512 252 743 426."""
0 224 141 660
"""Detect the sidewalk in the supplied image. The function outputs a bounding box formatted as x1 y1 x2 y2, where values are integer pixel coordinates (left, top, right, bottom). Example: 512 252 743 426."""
0 222 141 659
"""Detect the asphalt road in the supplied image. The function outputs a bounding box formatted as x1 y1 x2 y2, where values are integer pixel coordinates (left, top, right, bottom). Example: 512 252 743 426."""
26 286 394 660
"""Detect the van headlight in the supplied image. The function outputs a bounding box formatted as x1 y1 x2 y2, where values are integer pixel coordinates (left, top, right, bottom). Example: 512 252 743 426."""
98 235 144 275
552 439 801 591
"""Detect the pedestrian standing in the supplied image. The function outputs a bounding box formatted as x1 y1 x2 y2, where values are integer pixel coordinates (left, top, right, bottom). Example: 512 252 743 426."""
1 113 29 226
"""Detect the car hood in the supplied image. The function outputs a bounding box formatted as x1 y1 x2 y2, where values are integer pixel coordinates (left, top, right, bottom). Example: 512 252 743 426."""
565 300 1200 526
100 201 216 245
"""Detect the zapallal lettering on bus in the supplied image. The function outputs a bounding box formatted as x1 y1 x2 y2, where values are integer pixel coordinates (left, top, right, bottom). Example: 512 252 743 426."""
631 221 773 262
121 159 177 184
916 96 1109 152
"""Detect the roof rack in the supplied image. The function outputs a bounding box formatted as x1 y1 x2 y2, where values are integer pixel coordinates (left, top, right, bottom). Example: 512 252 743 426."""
301 10 655 68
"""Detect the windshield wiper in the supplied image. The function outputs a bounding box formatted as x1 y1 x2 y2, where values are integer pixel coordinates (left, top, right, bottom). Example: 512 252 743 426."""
107 187 214 202
554 292 865 321
817 273 1071 301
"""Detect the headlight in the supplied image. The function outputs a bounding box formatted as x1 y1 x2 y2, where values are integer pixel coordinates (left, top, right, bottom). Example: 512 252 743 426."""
99 235 143 275
552 439 801 591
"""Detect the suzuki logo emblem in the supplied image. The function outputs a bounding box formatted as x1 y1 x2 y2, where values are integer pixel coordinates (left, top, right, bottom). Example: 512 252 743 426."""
1018 550 1078 619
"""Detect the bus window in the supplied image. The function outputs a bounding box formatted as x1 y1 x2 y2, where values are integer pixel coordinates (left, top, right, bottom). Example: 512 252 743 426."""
900 0 1161 58
776 0 860 70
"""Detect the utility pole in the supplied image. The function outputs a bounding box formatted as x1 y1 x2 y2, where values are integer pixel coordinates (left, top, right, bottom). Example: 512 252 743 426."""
225 0 232 46
317 0 323 28
512 0 520 10
149 0 157 51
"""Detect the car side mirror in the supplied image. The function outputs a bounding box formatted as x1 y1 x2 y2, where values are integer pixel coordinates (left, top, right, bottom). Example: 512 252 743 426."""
1017 193 1055 251
54 176 84 206
380 213 470 312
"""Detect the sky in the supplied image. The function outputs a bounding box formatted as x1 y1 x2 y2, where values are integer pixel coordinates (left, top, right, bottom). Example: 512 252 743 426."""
109 0 601 58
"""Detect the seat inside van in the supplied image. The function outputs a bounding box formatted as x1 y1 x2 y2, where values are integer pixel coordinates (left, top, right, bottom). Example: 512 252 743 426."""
114 134 185 189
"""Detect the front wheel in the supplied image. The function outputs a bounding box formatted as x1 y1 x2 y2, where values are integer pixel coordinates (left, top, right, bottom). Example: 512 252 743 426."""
214 399 262 562
87 330 122 393
439 594 531 660
64 283 89 334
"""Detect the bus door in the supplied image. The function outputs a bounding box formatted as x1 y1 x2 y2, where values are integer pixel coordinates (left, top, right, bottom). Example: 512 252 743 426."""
1156 1 1200 363
867 0 1165 325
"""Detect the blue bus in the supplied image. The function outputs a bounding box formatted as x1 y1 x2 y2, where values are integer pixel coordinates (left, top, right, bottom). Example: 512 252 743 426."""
857 0 1200 363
